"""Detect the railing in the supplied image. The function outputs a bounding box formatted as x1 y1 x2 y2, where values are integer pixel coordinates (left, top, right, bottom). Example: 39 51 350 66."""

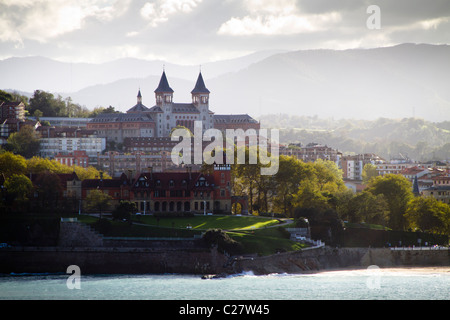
390 246 448 251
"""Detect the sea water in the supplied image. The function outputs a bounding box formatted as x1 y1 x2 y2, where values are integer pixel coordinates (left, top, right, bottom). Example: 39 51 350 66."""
0 267 449 300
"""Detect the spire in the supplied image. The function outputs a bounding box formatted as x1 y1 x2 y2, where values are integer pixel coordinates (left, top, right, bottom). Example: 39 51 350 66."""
137 89 142 104
191 72 210 94
413 175 420 196
155 70 174 93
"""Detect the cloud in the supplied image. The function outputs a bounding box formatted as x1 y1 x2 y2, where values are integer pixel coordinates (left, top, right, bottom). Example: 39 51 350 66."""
0 0 129 44
140 0 203 27
218 12 341 35
217 0 341 35
0 0 449 65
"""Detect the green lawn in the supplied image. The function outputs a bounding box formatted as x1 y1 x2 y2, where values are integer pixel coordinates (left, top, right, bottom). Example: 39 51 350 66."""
344 222 391 231
131 214 281 231
78 214 304 256
228 228 308 256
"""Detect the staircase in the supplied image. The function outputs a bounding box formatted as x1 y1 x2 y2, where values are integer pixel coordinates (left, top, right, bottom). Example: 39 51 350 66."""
58 218 104 247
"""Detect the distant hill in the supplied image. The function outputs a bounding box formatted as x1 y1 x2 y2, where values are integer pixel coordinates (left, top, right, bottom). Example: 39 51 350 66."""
209 43 450 121
0 50 284 94
1 44 450 121
259 114 450 161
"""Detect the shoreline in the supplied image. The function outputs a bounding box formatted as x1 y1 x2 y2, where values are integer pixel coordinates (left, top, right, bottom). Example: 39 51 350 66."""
1 266 449 279
1 246 449 276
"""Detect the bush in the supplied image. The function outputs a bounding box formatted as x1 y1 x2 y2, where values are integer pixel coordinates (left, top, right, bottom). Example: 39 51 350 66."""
112 201 136 221
203 228 243 255
277 226 292 239
93 218 111 234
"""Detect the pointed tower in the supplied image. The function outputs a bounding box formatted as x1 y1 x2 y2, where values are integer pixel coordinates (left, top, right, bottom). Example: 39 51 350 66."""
155 70 174 136
413 175 420 196
137 89 142 104
191 72 213 131
154 70 174 107
191 72 210 108
127 88 149 113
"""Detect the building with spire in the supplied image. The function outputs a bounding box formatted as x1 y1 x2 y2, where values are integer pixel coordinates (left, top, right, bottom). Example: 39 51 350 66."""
144 71 214 137
89 70 258 142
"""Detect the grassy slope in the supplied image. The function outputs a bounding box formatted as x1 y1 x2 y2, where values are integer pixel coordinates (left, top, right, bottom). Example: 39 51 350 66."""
79 214 303 255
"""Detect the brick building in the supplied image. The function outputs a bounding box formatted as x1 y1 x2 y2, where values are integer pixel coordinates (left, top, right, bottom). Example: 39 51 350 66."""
130 162 233 214
54 150 89 168
97 151 175 177
280 143 342 165
341 153 384 180
422 176 450 204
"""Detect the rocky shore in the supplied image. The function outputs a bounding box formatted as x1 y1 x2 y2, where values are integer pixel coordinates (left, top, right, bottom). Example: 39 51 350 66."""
230 247 450 275
1 245 448 276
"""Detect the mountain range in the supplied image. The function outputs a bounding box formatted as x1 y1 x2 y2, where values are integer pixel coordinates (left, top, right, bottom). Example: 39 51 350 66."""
1 43 449 122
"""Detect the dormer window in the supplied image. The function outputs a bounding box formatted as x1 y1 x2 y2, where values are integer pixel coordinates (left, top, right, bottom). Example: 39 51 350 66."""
169 180 174 187
156 180 161 187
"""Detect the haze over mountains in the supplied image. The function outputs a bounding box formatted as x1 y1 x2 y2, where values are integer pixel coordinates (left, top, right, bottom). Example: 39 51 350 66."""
1 43 449 122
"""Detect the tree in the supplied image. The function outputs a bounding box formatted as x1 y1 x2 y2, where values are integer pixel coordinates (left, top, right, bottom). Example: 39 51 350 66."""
362 163 378 184
84 189 112 218
26 156 111 180
272 156 316 216
33 172 63 211
112 201 137 221
294 181 330 211
366 174 414 230
0 152 27 178
202 229 243 255
346 191 390 225
313 159 345 193
233 147 261 214
33 109 43 121
7 125 41 158
0 89 13 102
26 156 60 174
28 90 65 117
102 106 120 114
405 197 450 235
4 174 33 212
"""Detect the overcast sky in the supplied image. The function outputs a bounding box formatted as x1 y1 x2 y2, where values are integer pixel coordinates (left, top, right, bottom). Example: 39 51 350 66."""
1 0 449 65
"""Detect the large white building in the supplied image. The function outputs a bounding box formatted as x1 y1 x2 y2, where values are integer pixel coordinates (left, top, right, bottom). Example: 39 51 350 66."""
147 71 215 137
88 71 259 143
88 71 215 141
40 137 106 159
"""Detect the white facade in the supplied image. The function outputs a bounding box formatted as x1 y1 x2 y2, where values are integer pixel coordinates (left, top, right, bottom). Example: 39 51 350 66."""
40 137 106 158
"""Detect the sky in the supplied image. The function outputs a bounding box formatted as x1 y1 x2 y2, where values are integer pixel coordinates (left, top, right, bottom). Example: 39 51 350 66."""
0 0 450 65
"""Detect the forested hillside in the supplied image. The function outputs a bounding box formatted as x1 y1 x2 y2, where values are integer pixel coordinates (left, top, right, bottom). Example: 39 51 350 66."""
259 114 450 161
